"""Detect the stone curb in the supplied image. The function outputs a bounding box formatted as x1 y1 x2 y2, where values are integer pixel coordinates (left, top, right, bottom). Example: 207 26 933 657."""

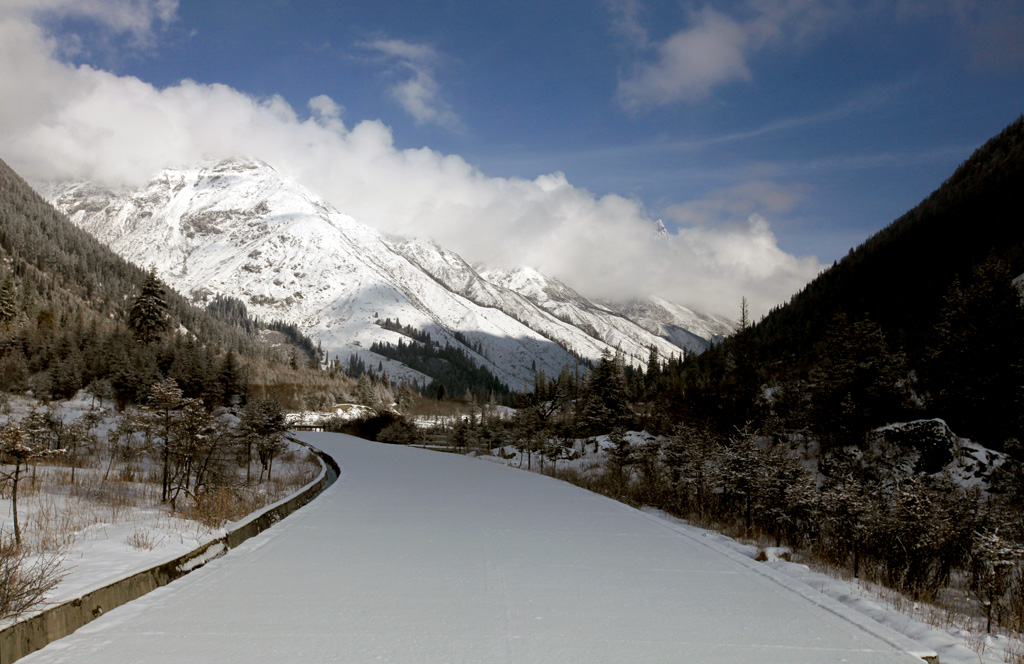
0 438 338 664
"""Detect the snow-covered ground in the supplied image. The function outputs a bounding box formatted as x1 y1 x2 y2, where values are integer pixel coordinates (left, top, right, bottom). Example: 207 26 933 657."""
483 431 1020 664
22 433 933 663
636 508 1013 664
1 394 320 622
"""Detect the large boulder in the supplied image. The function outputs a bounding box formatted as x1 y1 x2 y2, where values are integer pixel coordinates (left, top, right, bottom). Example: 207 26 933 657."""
869 419 958 474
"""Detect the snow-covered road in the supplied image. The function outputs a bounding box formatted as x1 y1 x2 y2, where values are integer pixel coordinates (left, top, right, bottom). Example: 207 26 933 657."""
22 434 930 663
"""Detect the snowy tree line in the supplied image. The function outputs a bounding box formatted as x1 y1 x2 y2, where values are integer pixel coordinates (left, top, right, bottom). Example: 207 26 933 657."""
1 388 293 531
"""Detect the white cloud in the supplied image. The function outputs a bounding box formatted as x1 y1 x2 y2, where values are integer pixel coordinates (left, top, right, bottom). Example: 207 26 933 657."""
308 94 344 123
619 7 752 108
0 9 821 320
616 1 850 110
359 38 462 130
605 0 649 48
663 179 805 228
10 0 178 48
616 0 1024 110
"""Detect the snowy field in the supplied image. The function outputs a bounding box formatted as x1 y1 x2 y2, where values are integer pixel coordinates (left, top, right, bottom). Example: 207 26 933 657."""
22 433 935 663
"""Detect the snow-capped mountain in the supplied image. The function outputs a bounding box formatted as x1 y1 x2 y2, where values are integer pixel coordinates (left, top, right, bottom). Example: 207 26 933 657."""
479 268 727 356
603 296 734 351
42 158 730 388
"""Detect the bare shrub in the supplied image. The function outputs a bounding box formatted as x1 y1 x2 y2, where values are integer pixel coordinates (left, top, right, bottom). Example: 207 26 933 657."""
126 528 161 551
185 488 257 528
0 533 66 620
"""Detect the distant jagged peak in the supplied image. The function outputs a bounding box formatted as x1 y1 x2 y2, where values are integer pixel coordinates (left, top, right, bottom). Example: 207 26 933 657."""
483 265 545 286
141 156 276 185
208 156 276 172
654 219 669 239
481 265 566 289
48 156 289 199
601 295 736 345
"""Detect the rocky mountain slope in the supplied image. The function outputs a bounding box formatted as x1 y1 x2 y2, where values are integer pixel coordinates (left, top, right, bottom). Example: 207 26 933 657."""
480 268 732 354
42 158 731 388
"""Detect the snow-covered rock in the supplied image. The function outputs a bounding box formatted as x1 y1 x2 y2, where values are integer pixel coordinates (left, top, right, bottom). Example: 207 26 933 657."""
860 419 1007 491
870 418 959 474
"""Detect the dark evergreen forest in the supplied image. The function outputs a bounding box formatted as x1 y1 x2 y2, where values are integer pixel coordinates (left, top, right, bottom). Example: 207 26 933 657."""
368 337 513 405
665 115 1024 449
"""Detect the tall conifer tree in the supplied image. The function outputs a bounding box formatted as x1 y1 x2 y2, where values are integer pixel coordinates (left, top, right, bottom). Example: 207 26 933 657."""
128 269 169 344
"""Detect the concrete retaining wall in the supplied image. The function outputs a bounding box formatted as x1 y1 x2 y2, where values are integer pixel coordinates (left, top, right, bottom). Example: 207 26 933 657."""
0 440 337 664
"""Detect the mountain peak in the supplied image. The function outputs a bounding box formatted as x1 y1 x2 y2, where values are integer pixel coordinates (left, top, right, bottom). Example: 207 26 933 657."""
46 158 727 387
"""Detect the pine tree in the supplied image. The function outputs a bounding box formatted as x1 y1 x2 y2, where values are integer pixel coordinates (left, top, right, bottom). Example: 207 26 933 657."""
605 428 635 487
216 350 246 406
971 530 1024 633
0 273 17 326
819 466 875 578
22 407 57 450
809 316 908 449
724 309 760 427
239 397 287 484
166 398 219 509
397 379 416 412
925 254 1024 446
147 377 183 502
580 350 632 435
0 347 29 392
662 423 719 519
128 270 169 344
355 374 377 408
719 428 761 537
645 345 660 385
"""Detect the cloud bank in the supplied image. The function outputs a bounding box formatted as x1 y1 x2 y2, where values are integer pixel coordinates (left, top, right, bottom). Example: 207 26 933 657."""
0 2 823 320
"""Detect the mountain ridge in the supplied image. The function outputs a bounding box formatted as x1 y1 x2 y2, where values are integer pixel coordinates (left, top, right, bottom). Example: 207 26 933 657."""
41 158 733 389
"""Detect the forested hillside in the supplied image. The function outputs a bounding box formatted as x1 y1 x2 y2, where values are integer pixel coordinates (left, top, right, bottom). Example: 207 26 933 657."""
669 115 1024 448
754 115 1024 364
0 157 339 408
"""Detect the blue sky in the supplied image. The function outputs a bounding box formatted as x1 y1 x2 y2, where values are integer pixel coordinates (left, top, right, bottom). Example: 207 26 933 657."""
3 0 1024 317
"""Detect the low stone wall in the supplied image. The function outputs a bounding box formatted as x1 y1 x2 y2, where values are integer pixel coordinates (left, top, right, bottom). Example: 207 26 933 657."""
0 440 337 664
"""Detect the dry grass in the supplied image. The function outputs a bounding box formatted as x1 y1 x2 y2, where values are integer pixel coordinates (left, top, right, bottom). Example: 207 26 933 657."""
181 451 319 529
1 436 321 621
126 528 161 551
11 465 166 555
865 576 1024 663
185 488 261 528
